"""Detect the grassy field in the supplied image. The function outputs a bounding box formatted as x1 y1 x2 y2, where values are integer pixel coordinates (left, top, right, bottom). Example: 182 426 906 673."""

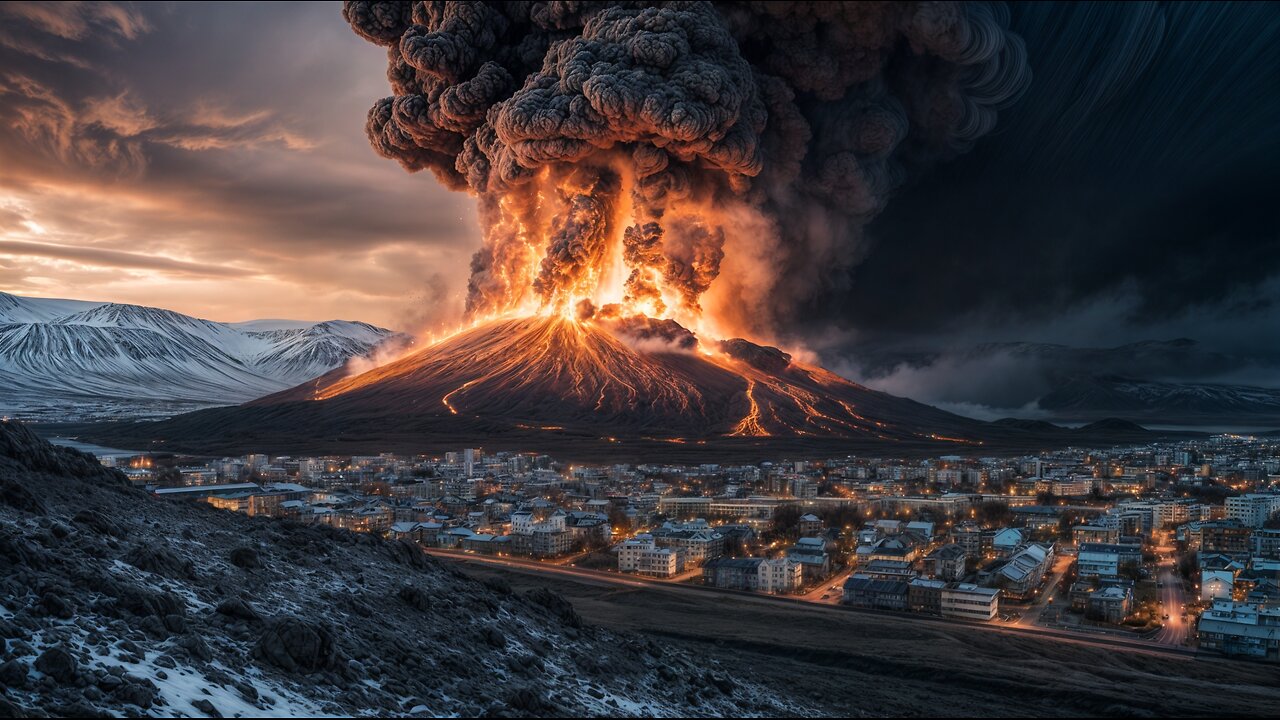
457 562 1280 717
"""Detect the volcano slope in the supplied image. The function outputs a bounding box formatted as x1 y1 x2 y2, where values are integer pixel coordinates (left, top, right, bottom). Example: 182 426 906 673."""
84 316 1169 460
0 420 809 717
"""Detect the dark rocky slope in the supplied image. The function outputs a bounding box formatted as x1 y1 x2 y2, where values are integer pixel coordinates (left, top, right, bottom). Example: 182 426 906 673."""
0 420 807 717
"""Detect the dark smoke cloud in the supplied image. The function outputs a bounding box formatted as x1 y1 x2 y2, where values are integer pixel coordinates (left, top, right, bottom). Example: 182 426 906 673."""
344 1 1029 331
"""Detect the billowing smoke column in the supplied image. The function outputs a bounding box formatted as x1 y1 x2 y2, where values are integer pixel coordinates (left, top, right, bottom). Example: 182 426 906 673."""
344 1 1029 337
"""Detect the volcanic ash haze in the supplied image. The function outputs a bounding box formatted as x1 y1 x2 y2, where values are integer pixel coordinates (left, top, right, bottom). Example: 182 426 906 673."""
344 0 1030 340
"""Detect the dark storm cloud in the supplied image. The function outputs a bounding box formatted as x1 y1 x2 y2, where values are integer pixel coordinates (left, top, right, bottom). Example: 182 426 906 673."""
805 1 1280 408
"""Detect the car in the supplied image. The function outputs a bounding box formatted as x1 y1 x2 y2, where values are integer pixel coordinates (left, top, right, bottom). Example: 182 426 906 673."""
1162 614 1170 620
820 593 831 600
1157 582 1164 588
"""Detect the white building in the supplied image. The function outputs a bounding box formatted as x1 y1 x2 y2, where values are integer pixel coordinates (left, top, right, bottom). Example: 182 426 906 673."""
1225 494 1280 528
941 583 1000 621
1201 569 1234 602
511 508 566 535
1050 476 1093 497
617 536 680 577
757 558 803 594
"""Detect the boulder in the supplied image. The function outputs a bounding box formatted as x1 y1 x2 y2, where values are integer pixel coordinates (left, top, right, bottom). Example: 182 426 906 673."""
122 545 194 579
229 547 262 569
0 658 28 688
254 618 338 673
34 645 77 683
215 598 261 623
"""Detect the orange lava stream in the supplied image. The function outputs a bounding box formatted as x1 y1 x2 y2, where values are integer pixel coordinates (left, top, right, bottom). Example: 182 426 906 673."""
441 379 479 415
728 378 768 437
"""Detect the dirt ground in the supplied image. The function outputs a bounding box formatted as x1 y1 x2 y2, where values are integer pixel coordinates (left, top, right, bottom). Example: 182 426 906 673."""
457 562 1280 717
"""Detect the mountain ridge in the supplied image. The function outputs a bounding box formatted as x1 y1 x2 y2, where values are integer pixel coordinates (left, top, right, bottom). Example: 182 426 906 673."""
83 315 1178 461
0 293 406 421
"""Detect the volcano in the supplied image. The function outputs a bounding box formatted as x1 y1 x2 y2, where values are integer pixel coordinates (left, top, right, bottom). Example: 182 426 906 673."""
79 315 1165 460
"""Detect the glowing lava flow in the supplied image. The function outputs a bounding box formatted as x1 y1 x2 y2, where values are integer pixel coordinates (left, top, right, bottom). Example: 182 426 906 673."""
441 379 478 415
729 379 768 437
291 311 983 445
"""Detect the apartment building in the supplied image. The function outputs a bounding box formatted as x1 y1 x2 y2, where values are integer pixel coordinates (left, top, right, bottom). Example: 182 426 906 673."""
940 583 1000 621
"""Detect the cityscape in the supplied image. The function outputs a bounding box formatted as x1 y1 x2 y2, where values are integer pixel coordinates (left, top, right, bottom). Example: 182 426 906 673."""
99 432 1280 661
2 0 1278 717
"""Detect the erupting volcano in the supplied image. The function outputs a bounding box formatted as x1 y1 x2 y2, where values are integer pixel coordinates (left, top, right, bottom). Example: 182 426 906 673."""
80 2 1054 458
97 311 1001 459
273 313 981 443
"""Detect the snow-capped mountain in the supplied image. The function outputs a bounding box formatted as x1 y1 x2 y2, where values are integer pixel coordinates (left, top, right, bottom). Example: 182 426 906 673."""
0 292 406 421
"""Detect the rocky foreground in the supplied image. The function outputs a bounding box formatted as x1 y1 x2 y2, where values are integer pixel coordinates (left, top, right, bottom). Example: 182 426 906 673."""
0 421 809 717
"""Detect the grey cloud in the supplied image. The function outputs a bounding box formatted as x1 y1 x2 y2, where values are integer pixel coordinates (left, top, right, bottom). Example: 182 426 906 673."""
0 239 252 278
0 2 152 42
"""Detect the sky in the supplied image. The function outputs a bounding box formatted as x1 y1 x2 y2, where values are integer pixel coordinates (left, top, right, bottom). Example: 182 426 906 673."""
0 1 476 334
1 1 1277 414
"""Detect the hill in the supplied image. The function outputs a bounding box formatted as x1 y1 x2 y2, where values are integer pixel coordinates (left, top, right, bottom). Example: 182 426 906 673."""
0 420 803 716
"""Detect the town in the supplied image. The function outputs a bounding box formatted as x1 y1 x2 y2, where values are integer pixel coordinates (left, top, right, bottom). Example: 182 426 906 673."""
100 433 1280 663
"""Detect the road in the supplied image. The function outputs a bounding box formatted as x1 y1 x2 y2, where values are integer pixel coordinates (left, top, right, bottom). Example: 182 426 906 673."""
424 548 1200 660
1154 564 1192 646
1019 554 1072 626
798 564 853 604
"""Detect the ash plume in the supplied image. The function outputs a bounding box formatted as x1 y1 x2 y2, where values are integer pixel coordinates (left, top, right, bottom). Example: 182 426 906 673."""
345 1 1029 335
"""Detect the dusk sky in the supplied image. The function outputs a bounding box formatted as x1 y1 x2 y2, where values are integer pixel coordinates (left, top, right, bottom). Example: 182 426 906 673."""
2 1 1277 414
0 1 475 333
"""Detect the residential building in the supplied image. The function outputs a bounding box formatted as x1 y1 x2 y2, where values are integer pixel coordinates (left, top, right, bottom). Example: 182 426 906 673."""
1086 585 1133 623
858 534 924 565
1226 494 1280 528
905 521 935 541
1073 524 1120 545
1200 520 1252 556
1077 543 1142 580
702 557 763 591
617 536 681 577
986 543 1053 600
798 513 823 536
1254 528 1280 560
924 543 968 582
861 559 917 582
700 556 799 593
786 536 832 581
1202 569 1234 601
940 583 1000 621
565 511 612 546
842 577 909 611
991 528 1025 558
1198 601 1280 661
952 522 983 557
758 558 803 594
650 524 724 566
908 577 946 614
